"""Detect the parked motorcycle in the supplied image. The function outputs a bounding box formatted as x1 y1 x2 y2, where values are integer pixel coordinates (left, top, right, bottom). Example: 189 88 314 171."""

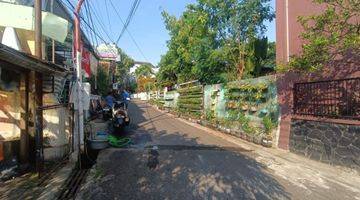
102 106 112 121
111 101 130 133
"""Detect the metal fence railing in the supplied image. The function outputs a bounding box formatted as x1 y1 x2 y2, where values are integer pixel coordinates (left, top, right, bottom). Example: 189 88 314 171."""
293 78 360 120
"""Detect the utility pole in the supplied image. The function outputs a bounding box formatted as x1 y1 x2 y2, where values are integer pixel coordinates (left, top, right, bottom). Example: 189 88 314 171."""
51 0 55 63
34 0 44 173
74 0 85 167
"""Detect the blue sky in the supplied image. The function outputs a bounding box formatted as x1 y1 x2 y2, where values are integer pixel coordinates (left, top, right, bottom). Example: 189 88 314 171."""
87 0 276 66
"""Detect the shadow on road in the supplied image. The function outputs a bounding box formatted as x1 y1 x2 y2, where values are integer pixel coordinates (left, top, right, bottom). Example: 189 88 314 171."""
80 100 291 200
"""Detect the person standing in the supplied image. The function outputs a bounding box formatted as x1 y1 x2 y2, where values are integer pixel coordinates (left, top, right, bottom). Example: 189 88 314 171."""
122 90 130 109
105 91 116 108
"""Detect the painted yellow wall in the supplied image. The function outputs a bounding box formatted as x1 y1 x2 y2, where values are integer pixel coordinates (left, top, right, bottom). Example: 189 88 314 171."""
0 90 21 141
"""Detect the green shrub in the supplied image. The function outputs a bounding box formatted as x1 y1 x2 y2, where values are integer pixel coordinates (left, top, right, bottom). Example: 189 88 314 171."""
263 115 274 135
178 98 202 105
239 113 256 134
205 109 215 121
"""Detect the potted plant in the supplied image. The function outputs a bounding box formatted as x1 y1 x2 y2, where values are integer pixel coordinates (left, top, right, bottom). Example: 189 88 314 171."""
261 135 273 147
250 105 258 112
241 104 249 111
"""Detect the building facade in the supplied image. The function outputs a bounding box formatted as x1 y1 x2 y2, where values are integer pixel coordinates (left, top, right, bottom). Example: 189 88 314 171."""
0 0 100 173
276 0 360 169
276 0 325 64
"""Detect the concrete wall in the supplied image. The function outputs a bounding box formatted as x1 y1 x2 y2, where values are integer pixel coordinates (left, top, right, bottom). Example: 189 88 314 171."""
164 90 179 109
43 94 71 161
276 0 360 153
203 84 225 119
147 76 280 146
276 64 360 150
0 85 72 162
290 119 360 170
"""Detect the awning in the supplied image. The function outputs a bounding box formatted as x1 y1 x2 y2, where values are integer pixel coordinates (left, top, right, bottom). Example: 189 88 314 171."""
0 44 67 75
0 2 69 43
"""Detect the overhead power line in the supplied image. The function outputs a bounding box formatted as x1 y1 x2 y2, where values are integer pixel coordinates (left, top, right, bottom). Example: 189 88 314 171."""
108 0 148 62
87 0 115 44
85 0 120 57
61 0 114 54
83 0 97 46
104 0 113 35
114 0 142 44
61 0 106 44
62 0 148 63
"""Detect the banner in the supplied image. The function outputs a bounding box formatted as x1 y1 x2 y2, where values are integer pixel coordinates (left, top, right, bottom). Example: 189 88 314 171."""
82 48 91 78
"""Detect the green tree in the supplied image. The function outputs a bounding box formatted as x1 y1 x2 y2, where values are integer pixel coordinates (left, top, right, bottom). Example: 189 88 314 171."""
198 0 275 78
263 42 276 70
287 0 360 72
135 63 154 79
96 67 110 96
115 48 135 89
156 53 178 87
157 0 275 86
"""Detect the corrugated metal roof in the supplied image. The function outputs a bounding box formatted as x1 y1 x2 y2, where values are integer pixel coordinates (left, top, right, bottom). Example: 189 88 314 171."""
0 43 68 75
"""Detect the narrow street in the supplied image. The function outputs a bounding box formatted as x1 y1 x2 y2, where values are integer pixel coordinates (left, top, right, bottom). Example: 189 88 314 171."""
77 100 360 200
0 1 359 200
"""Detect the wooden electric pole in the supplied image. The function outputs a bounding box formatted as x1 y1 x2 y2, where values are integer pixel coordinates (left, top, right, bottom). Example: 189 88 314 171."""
35 0 42 59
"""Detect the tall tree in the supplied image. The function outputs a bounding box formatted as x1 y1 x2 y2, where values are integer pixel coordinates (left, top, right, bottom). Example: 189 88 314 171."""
157 0 275 86
135 63 154 79
197 0 275 78
115 48 135 89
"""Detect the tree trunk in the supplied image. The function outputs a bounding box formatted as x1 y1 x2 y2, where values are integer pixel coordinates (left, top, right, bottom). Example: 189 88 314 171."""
238 43 245 79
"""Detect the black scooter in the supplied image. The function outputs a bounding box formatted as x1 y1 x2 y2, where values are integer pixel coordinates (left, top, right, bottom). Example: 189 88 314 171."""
111 101 130 134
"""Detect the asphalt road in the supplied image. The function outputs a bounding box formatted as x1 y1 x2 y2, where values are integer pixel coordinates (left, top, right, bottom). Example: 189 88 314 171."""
77 100 360 200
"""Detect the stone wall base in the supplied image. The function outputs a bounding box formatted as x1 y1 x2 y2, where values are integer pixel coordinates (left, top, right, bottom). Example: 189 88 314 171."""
290 119 360 170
